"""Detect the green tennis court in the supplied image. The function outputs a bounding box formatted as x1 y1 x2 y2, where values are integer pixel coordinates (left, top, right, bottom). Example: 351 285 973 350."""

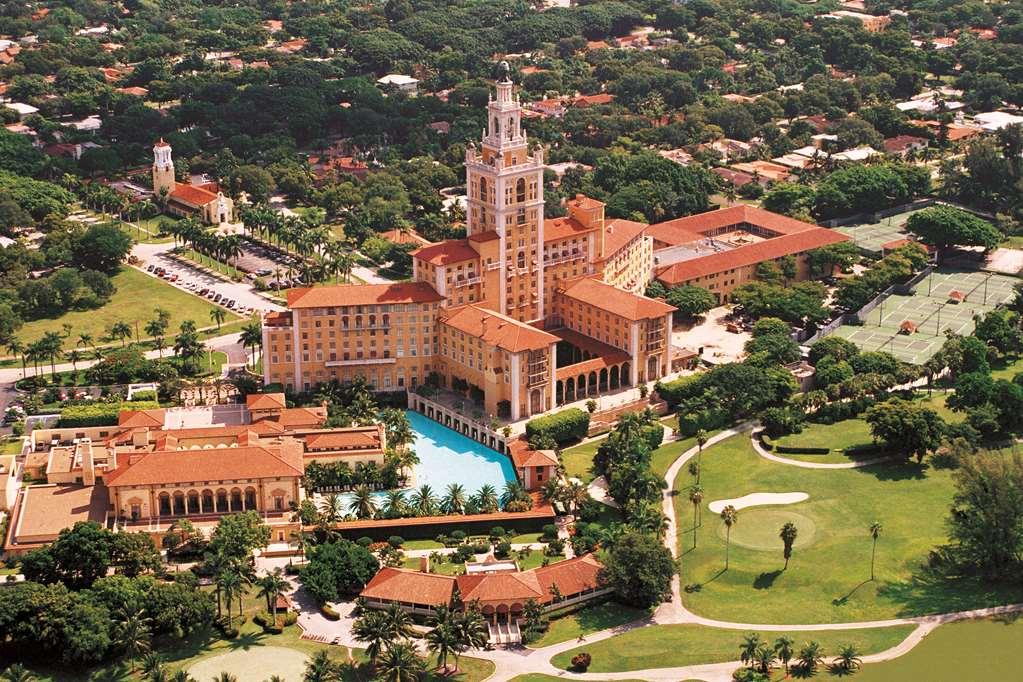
834 209 928 255
814 268 1021 364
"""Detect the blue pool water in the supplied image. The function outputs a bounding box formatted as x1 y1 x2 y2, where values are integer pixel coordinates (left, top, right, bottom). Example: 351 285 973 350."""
405 410 516 495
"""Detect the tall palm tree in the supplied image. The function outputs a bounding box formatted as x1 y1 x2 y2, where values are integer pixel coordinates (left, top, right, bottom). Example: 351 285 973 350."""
474 484 499 513
500 481 530 509
114 608 152 672
240 320 263 369
695 428 708 484
720 505 738 570
780 522 798 569
302 650 336 682
442 483 466 514
384 603 415 641
352 610 391 664
375 642 424 682
739 633 761 668
869 521 883 580
774 635 795 673
318 493 344 524
689 485 704 549
836 644 862 672
257 568 289 625
216 570 242 624
561 480 589 514
5 339 26 378
410 484 439 516
380 490 407 519
797 641 824 673
426 608 461 675
210 307 227 330
40 331 63 378
66 348 82 373
753 644 775 675
349 484 377 519
145 318 167 357
77 332 94 352
110 321 133 347
0 664 38 682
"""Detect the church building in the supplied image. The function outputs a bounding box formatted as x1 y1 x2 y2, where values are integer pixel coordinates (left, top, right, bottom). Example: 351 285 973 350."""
152 139 235 224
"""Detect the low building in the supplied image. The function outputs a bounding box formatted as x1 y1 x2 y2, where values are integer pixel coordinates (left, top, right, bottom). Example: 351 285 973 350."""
973 112 1023 132
152 140 234 224
4 484 109 554
377 74 419 95
822 10 891 32
884 135 928 157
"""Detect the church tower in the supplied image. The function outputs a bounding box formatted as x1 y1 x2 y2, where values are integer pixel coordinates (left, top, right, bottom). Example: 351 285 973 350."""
465 63 546 322
152 139 176 199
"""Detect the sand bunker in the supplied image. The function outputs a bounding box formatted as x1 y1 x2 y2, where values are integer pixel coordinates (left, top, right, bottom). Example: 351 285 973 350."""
708 492 808 514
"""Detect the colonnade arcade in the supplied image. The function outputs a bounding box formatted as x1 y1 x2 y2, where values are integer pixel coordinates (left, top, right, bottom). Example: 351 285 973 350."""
124 484 288 519
555 361 630 405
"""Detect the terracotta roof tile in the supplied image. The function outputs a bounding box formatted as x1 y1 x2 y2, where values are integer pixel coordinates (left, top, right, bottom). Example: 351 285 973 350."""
287 282 444 308
557 278 674 321
655 229 850 285
118 409 165 428
303 429 381 451
507 437 559 468
246 393 287 410
361 567 455 606
600 218 648 258
649 206 818 244
412 239 480 266
104 445 303 488
169 183 218 207
440 305 558 352
544 216 597 242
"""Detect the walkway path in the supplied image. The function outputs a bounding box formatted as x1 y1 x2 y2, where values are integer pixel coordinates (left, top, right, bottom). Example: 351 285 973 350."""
749 428 894 469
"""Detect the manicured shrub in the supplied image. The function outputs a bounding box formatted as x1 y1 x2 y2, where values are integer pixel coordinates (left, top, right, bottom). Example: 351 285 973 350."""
642 423 664 449
655 374 702 408
356 536 373 547
541 524 558 540
677 408 728 437
131 390 157 402
571 653 592 671
525 408 590 446
489 526 506 541
387 535 404 548
774 445 830 455
58 400 160 427
494 541 512 558
450 530 466 542
321 604 340 620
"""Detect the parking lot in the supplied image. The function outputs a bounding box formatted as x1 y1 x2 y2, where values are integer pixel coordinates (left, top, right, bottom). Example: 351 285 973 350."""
135 244 284 316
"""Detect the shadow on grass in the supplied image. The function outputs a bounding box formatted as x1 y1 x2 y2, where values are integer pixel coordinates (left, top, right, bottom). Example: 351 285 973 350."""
878 564 1023 618
855 460 930 481
752 569 783 590
227 629 270 651
826 663 857 677
832 579 871 607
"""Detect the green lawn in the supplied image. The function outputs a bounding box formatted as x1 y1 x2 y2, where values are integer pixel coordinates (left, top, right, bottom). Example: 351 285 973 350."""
405 556 465 576
517 551 565 571
562 432 697 481
990 354 1023 381
511 677 646 682
674 434 1023 623
1 438 22 454
402 539 445 550
550 623 916 673
531 601 651 648
853 617 1023 681
14 267 238 346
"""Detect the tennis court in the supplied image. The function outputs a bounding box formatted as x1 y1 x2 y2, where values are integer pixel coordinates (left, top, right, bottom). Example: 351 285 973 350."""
813 269 1020 364
834 208 928 255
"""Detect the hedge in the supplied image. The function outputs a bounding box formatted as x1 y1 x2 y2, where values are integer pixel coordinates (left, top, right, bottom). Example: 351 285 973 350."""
58 400 161 427
677 408 729 437
774 445 831 455
655 374 702 408
321 604 340 620
525 408 590 445
642 423 665 450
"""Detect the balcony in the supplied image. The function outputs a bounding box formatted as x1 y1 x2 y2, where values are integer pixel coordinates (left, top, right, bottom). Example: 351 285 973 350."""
325 357 397 367
452 275 482 288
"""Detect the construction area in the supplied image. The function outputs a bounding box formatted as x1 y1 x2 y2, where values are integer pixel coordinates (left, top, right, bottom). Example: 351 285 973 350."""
815 268 1019 364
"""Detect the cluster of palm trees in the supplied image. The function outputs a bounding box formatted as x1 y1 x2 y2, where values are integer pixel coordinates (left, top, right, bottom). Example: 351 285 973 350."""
315 480 532 525
239 204 356 287
166 218 244 273
739 633 861 677
5 330 64 379
540 477 590 515
67 175 160 240
352 602 488 679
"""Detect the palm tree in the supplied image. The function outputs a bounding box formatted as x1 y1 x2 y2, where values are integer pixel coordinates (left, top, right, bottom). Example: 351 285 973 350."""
869 521 883 580
721 505 738 570
66 348 82 373
213 674 238 682
381 490 407 519
780 522 798 569
5 339 26 378
0 664 38 682
171 671 196 682
384 602 415 642
302 650 337 682
210 307 227 330
410 484 439 516
114 608 152 672
797 641 824 673
426 607 461 675
695 428 708 484
754 643 775 675
141 652 163 676
352 610 391 664
836 644 862 672
110 321 133 347
40 331 63 378
500 481 530 509
349 484 377 519
689 485 704 549
442 483 466 514
318 493 344 524
240 320 263 369
216 570 242 624
474 484 499 513
257 568 289 625
774 635 795 673
562 480 589 515
375 642 424 682
146 666 169 682
740 633 761 668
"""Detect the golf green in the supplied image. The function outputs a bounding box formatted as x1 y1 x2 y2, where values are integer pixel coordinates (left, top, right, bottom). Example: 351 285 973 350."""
716 509 817 551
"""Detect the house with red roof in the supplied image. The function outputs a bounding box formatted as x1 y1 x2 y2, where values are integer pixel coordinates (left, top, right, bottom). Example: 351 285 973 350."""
152 140 235 224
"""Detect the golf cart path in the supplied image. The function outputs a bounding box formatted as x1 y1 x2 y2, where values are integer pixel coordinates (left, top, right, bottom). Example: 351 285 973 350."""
749 428 894 469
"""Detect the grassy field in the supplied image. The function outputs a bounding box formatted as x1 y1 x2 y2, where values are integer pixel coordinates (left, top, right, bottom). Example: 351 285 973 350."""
674 434 1023 623
1 438 22 454
990 354 1023 381
14 267 238 346
517 551 565 571
854 616 1023 681
562 432 698 481
550 623 916 673
531 601 651 648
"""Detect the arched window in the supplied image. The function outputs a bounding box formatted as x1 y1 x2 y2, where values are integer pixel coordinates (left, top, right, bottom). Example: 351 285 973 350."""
492 117 500 137
516 178 526 203
507 116 514 139
479 177 488 201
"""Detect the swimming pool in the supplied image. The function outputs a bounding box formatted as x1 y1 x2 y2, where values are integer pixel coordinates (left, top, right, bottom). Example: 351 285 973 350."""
405 410 516 495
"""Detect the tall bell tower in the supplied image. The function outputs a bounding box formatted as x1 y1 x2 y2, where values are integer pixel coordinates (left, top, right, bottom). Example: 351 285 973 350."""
465 62 546 322
152 139 176 199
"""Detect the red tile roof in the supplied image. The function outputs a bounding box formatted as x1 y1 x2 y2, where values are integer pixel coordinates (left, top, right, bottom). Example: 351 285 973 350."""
440 305 558 352
883 135 927 152
303 429 381 451
170 183 218 207
118 409 165 428
557 277 674 321
105 445 303 488
507 437 559 469
534 554 604 603
649 206 818 245
468 229 500 243
287 282 444 308
267 407 328 428
544 216 596 242
655 229 850 285
246 393 286 410
601 218 648 259
361 567 455 606
412 239 480 266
